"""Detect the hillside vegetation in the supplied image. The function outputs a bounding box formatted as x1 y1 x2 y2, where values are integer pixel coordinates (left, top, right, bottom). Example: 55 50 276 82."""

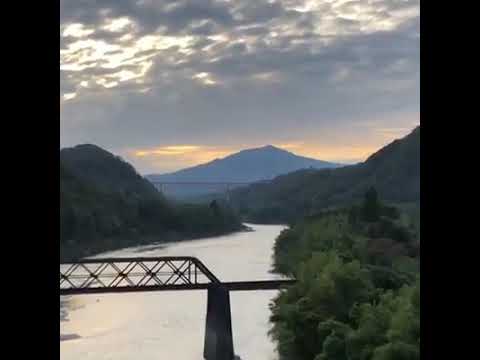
231 127 420 224
60 144 243 261
269 188 420 360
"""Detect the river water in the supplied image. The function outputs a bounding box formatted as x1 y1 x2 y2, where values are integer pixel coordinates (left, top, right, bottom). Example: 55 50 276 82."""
60 224 287 360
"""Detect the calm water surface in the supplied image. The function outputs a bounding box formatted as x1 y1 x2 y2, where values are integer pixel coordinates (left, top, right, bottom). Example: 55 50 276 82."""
60 224 287 360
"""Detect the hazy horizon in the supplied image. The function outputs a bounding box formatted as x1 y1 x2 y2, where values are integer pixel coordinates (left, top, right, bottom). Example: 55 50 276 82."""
61 125 419 175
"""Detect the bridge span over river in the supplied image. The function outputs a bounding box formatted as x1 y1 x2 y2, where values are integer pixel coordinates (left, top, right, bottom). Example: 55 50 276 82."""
60 256 296 360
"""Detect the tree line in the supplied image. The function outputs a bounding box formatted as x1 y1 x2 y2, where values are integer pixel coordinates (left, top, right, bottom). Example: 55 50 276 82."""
269 188 420 360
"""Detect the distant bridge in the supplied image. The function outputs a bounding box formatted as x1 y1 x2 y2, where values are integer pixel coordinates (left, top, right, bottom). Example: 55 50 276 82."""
150 180 271 189
149 180 272 201
151 181 262 186
60 256 295 360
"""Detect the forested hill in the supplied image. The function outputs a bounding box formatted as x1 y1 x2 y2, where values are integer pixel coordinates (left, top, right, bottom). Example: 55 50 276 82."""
269 190 420 360
61 144 164 198
60 144 243 261
230 126 420 223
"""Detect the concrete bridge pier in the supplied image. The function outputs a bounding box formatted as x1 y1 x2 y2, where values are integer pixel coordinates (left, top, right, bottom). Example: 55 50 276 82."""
204 284 234 360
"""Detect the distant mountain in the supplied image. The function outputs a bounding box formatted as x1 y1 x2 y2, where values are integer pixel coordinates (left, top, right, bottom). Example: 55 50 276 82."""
230 126 420 223
60 144 242 261
146 145 342 199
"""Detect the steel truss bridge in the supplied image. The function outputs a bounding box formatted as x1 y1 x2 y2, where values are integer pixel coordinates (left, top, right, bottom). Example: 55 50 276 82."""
60 256 295 360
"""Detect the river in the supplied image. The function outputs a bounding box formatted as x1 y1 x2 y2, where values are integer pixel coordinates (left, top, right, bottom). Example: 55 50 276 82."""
60 223 287 360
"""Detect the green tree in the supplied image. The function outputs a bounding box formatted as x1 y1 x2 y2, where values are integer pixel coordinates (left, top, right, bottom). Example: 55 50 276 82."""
209 200 221 216
362 187 380 222
270 252 373 360
269 202 420 360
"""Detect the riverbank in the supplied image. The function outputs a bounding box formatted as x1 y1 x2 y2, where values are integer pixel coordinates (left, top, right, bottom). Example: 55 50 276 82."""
61 223 250 262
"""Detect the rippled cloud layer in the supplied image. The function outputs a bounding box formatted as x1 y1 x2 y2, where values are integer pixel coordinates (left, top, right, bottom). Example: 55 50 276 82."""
60 0 419 173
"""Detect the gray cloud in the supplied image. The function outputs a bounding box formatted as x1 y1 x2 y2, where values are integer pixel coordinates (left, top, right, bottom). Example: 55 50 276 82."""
60 0 419 173
61 0 235 36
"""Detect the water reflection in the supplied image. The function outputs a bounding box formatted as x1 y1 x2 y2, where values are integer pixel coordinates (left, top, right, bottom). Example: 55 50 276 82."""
60 224 286 360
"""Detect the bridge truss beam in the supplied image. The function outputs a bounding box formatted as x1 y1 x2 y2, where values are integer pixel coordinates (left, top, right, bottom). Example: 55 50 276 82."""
60 256 294 360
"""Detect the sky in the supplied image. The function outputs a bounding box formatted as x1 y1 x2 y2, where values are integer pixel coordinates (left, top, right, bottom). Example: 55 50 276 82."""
60 0 420 174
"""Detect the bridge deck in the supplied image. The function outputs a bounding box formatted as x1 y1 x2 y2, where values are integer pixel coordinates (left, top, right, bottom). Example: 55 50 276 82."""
60 256 295 296
60 280 295 295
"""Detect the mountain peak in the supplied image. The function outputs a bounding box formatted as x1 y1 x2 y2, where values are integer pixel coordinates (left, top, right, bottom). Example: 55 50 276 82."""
262 144 279 150
244 144 287 154
146 145 342 198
